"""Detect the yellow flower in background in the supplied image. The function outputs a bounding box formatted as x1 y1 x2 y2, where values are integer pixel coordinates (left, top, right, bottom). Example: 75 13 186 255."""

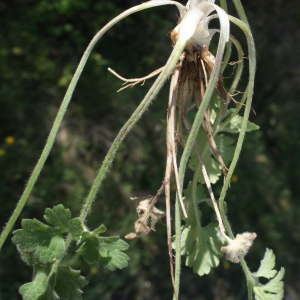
231 175 238 183
90 267 97 275
5 136 15 144
223 261 230 270
0 149 5 156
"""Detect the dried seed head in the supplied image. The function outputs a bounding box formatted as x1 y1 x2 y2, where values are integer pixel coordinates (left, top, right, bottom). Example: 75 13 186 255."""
125 196 166 240
221 232 257 263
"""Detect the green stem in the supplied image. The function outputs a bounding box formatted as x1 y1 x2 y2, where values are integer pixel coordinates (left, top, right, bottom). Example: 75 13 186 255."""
79 39 186 222
174 13 229 299
220 0 228 12
214 34 244 133
232 0 249 26
218 17 256 299
221 41 232 73
192 163 203 235
0 0 183 250
241 259 254 300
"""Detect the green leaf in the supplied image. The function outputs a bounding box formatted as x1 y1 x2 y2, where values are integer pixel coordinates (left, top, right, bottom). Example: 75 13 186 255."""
19 264 55 300
93 224 106 235
254 268 285 300
12 219 65 264
98 237 129 270
254 248 277 278
68 218 83 241
77 233 101 264
177 183 224 276
19 264 87 300
252 249 285 300
55 267 88 300
77 231 130 270
215 134 235 165
221 109 259 134
189 132 235 184
44 204 71 231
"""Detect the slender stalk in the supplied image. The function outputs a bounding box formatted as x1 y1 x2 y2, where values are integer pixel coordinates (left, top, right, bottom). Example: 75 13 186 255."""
220 0 228 12
174 10 229 298
232 0 249 26
0 0 183 250
214 34 244 132
221 41 232 73
79 40 186 222
218 17 256 299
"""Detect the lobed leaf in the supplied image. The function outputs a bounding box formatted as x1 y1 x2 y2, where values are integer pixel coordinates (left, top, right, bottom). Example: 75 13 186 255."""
19 264 55 300
77 231 129 270
177 183 224 276
252 249 285 300
44 204 71 231
188 130 235 184
98 237 129 270
253 268 285 300
77 233 101 264
12 219 65 264
221 109 259 134
19 264 87 300
68 217 83 241
55 267 88 300
254 248 277 279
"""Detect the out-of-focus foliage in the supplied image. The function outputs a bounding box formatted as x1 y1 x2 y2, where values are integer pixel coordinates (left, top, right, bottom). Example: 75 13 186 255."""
0 0 300 299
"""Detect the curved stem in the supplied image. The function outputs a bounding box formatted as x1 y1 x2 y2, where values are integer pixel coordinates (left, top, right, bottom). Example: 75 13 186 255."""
174 12 229 299
0 0 183 250
214 34 244 132
220 0 228 12
221 41 232 73
79 39 186 222
232 0 249 26
218 17 256 299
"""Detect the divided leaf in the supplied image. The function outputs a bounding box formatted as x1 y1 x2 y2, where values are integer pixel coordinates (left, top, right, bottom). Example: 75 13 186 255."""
44 204 71 231
77 232 101 264
12 219 65 264
254 248 277 278
12 205 84 264
19 265 51 300
98 237 130 270
221 109 259 134
176 183 224 276
252 249 285 300
55 267 88 299
68 217 83 241
189 131 235 184
77 231 129 270
19 264 87 300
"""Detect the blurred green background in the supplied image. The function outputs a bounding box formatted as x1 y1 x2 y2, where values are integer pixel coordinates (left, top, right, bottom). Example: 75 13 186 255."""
1 0 300 299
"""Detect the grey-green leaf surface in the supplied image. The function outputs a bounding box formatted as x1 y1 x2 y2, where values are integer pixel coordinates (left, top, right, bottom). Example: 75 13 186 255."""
77 231 130 270
178 183 224 276
55 267 88 300
44 204 71 231
252 249 285 300
221 109 259 133
12 219 65 264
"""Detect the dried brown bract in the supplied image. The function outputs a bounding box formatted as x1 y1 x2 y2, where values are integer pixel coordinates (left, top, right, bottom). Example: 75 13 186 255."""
221 232 257 263
125 196 166 240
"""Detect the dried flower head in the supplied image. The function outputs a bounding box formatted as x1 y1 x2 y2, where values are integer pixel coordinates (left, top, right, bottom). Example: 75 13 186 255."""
221 232 257 263
125 196 166 240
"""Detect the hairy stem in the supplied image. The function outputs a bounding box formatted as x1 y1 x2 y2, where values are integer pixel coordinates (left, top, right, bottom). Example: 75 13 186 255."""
218 16 256 299
174 10 229 298
79 39 186 222
0 0 183 250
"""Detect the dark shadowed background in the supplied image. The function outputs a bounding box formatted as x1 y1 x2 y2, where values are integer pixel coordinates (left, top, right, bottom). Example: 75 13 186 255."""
0 0 300 299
